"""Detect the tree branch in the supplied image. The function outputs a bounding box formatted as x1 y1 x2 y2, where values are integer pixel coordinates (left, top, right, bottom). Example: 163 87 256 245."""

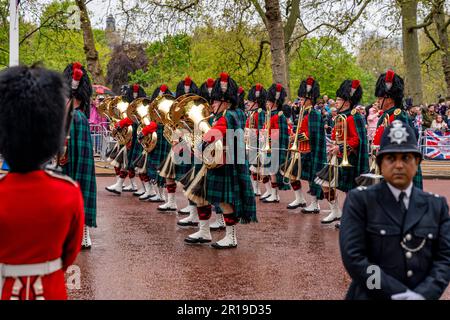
422 48 440 64
248 40 270 76
408 8 435 32
316 0 371 35
424 25 441 50
249 0 268 27
283 0 300 44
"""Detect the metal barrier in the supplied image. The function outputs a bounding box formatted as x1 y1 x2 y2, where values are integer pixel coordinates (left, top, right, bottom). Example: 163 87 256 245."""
419 129 450 160
90 122 115 161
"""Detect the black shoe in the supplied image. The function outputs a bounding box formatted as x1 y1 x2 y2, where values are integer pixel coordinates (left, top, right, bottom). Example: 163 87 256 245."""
147 197 165 203
178 209 191 215
321 217 340 224
184 237 211 244
259 194 270 201
335 222 341 229
301 210 320 214
139 194 153 201
177 221 199 227
262 198 280 203
211 242 237 249
133 191 145 197
157 206 177 212
105 187 121 195
210 225 226 231
287 202 306 209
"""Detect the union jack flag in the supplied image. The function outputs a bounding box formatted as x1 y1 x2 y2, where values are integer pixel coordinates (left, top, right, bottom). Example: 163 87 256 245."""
424 129 450 160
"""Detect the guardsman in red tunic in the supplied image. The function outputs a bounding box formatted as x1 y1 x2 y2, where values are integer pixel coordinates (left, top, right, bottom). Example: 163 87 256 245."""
0 65 84 300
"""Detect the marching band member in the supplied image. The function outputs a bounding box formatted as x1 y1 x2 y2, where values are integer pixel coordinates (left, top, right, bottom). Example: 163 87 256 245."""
178 78 226 230
286 77 326 213
158 77 199 212
245 84 267 196
0 65 84 300
124 84 147 193
238 86 246 112
260 83 291 203
146 84 173 203
135 84 172 202
62 62 97 248
315 80 369 224
184 73 257 248
105 84 145 195
372 70 423 190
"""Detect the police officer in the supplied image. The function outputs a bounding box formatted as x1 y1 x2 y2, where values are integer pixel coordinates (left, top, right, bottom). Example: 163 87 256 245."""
339 120 450 300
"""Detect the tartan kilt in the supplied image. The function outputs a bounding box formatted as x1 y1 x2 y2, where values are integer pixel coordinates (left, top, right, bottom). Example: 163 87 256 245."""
300 152 312 181
337 153 358 192
175 163 192 181
205 164 257 223
129 142 143 170
148 126 170 168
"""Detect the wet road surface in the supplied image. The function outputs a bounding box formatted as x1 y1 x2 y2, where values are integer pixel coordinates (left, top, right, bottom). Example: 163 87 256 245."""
69 178 450 300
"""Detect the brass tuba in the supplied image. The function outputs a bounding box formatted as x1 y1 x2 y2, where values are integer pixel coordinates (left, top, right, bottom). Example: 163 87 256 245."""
127 97 157 153
170 94 222 169
109 96 133 146
97 97 117 129
148 94 176 144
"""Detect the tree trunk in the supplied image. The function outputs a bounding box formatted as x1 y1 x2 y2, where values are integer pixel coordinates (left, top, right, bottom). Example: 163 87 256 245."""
75 0 105 85
264 0 289 97
401 0 423 104
433 1 450 98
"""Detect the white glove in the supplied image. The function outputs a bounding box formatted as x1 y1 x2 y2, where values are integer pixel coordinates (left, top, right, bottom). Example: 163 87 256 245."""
391 290 425 300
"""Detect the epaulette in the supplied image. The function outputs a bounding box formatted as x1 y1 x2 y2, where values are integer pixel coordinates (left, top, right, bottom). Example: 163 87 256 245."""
428 191 441 198
0 173 7 181
45 170 78 187
278 111 284 117
257 108 262 113
351 109 357 116
394 108 401 116
357 186 367 191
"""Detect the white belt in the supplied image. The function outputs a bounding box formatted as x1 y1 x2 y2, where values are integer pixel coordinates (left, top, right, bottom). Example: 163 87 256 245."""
0 258 62 298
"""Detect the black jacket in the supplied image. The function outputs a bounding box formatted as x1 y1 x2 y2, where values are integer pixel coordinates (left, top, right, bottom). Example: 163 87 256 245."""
340 181 450 300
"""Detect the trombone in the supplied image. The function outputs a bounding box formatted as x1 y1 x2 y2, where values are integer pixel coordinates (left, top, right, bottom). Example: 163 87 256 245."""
328 113 352 197
281 104 307 183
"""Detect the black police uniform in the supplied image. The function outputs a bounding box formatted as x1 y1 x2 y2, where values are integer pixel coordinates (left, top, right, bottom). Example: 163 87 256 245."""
339 120 450 300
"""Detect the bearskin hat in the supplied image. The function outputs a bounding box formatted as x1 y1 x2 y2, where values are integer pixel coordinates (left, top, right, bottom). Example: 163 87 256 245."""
267 83 287 110
336 79 363 108
125 83 146 103
210 72 239 107
282 104 292 118
247 83 267 110
150 84 173 102
175 76 199 98
238 86 246 111
63 62 92 117
404 97 413 110
298 76 320 105
375 69 404 106
0 65 66 172
199 78 215 104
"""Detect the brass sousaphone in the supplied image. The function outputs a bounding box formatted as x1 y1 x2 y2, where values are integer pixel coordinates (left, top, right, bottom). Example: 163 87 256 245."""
127 97 157 153
109 96 133 145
